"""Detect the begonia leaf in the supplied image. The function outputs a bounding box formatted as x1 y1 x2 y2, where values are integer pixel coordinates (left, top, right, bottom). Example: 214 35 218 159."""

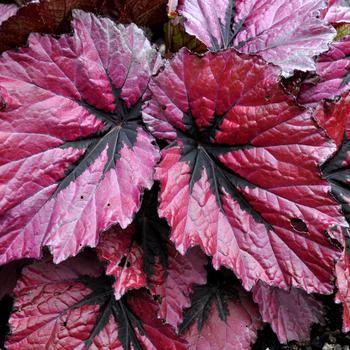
252 282 324 343
172 0 335 76
6 254 187 349
143 48 345 293
0 10 160 265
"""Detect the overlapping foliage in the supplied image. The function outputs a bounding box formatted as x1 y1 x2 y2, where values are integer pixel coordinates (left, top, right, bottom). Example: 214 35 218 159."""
1 0 350 349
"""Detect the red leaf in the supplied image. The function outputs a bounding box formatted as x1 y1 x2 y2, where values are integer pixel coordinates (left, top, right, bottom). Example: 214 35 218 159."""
253 282 324 343
174 0 335 76
96 224 148 300
322 0 350 25
143 48 346 293
97 223 207 326
6 254 187 349
0 11 160 265
0 3 17 25
299 37 350 104
183 285 262 350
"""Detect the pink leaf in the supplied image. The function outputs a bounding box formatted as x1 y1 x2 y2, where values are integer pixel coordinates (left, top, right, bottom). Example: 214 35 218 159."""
143 48 346 293
0 4 17 25
183 284 262 350
253 282 324 343
322 0 350 25
97 222 207 325
300 37 350 104
96 224 148 300
152 246 207 329
175 0 335 76
0 10 160 265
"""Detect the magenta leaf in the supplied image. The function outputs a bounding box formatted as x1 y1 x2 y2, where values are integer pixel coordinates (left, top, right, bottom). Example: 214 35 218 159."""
143 48 346 293
152 246 207 329
96 224 148 300
299 37 350 104
253 282 324 343
6 253 187 350
0 4 17 25
0 10 160 265
175 0 335 76
97 220 207 325
322 0 350 25
180 272 262 350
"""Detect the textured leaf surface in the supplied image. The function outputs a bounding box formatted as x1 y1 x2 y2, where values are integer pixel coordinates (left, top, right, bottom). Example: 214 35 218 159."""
182 283 262 350
322 0 350 24
175 0 335 76
336 240 350 332
6 253 104 350
0 4 17 25
96 224 148 300
152 246 207 329
97 223 207 325
0 10 160 265
6 254 187 350
299 37 350 104
143 48 345 293
253 282 324 343
0 0 109 52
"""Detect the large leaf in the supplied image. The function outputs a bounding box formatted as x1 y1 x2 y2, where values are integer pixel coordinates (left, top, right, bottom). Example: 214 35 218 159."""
0 10 160 265
252 282 324 343
142 48 346 293
173 0 335 76
0 3 17 25
299 37 350 104
180 274 262 350
6 254 187 349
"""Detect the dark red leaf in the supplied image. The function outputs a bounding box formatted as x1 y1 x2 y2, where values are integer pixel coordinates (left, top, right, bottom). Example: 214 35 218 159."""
174 0 335 76
0 11 160 265
0 260 26 300
322 95 350 223
0 0 110 53
253 282 324 343
143 48 346 293
299 37 350 104
107 0 168 30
